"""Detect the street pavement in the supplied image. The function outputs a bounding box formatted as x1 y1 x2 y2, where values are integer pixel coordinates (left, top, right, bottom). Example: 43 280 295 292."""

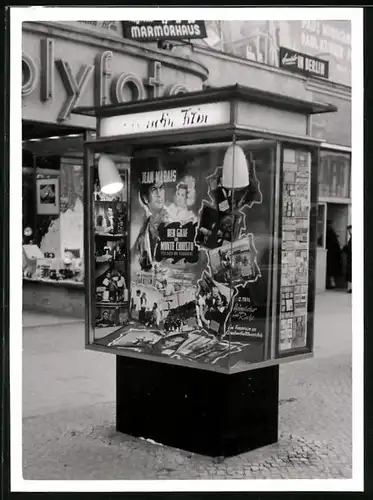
22 290 352 480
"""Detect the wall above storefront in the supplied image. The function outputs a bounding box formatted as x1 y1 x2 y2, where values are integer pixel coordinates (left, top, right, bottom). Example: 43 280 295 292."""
199 20 351 87
22 21 209 130
193 44 351 148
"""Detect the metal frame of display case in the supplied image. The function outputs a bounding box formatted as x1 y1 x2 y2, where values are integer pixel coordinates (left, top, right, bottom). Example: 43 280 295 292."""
74 84 337 457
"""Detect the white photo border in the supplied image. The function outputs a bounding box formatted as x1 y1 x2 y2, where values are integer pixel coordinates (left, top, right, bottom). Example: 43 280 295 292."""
10 6 364 493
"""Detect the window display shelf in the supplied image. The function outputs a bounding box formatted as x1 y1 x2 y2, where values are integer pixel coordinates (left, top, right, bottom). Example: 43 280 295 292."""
95 232 126 239
23 277 84 288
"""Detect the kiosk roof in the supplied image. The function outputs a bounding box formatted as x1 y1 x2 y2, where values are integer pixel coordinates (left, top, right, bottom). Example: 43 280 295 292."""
72 83 337 119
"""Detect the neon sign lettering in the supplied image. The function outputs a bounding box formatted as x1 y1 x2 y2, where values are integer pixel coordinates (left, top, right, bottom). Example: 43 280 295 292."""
22 38 191 122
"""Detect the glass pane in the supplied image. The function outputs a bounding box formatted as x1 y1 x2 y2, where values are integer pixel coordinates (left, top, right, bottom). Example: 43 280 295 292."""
89 141 277 372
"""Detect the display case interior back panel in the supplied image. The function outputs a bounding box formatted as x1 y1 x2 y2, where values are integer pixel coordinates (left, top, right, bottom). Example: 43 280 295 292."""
92 159 131 341
88 141 280 373
276 147 314 357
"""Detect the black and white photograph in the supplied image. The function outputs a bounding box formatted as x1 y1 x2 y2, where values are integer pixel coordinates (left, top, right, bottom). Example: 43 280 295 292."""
7 5 364 494
208 235 261 287
36 178 59 215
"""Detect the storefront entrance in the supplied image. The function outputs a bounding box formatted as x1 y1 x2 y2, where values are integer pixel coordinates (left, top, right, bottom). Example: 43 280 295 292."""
317 201 350 290
326 202 350 289
327 202 349 246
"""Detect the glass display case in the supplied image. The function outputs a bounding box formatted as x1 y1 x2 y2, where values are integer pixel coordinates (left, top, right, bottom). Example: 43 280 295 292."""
77 84 336 374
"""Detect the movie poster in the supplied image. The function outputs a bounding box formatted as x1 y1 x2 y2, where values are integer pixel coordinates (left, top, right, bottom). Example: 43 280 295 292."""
95 145 276 370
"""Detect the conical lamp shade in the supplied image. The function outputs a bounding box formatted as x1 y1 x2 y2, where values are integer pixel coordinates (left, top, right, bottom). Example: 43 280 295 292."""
221 144 250 190
98 155 123 195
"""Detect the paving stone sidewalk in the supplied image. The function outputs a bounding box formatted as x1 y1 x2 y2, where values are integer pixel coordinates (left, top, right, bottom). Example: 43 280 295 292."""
22 291 352 480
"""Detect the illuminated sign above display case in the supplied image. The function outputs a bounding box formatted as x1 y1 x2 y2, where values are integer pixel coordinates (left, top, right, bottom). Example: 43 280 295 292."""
99 101 230 138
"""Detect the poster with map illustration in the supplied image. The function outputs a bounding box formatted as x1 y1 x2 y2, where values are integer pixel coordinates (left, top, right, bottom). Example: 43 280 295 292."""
93 144 276 371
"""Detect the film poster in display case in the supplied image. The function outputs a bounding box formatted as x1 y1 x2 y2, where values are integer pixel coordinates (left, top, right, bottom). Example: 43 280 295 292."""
93 146 276 371
279 149 311 352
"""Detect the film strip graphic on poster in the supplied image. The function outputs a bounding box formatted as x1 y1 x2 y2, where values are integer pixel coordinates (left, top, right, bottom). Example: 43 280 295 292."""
279 149 311 352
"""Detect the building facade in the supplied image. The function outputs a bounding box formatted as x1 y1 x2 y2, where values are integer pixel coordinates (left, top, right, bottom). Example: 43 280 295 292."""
22 20 351 316
192 20 351 291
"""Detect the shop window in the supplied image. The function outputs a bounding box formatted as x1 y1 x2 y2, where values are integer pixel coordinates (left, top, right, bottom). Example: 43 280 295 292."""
318 151 351 199
22 155 86 287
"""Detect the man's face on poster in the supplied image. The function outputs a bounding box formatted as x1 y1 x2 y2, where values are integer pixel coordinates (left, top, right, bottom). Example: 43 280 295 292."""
216 295 223 308
147 184 165 213
212 287 219 299
102 311 109 320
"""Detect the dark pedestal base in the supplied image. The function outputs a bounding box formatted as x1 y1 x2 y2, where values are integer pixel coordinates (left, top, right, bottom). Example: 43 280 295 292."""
116 356 279 457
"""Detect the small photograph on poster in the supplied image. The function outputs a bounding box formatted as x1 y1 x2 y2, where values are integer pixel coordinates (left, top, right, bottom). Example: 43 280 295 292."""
95 237 127 264
280 286 294 314
283 199 296 217
292 314 307 348
95 304 129 329
294 285 308 316
295 179 309 199
283 149 296 163
284 183 296 197
166 180 198 225
108 329 163 352
295 227 308 244
195 273 232 339
295 249 308 283
282 217 296 231
284 170 296 183
296 160 310 179
294 199 310 218
279 317 293 351
94 201 128 236
209 236 261 287
131 266 198 331
173 333 243 365
112 330 192 358
195 205 242 250
282 229 296 251
36 178 59 215
95 261 128 305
